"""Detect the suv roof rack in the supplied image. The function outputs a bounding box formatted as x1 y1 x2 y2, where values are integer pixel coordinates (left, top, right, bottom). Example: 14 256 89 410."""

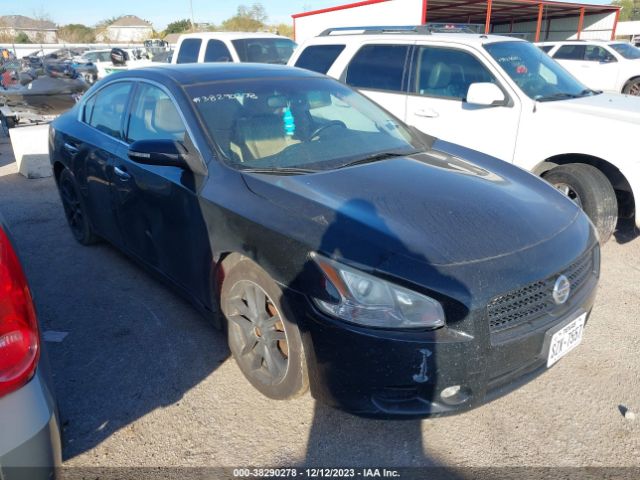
318 23 484 37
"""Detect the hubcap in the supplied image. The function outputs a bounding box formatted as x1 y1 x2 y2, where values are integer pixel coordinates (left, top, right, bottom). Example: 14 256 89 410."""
554 182 582 209
60 178 84 239
227 280 289 385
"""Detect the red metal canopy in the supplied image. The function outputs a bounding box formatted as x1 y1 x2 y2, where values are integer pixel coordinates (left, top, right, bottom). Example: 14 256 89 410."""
292 0 621 41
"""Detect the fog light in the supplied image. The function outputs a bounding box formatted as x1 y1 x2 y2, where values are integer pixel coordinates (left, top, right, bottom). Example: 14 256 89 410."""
441 385 461 399
440 385 471 406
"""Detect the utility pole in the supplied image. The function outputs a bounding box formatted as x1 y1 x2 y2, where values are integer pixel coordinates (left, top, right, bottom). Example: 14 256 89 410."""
190 0 196 31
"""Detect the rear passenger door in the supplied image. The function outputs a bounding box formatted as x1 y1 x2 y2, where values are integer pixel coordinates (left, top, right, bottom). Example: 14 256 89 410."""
341 43 412 120
405 44 520 162
75 81 132 246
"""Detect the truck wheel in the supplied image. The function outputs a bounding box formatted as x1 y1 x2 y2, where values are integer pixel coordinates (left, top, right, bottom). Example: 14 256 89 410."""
543 163 617 243
623 79 640 96
221 258 309 400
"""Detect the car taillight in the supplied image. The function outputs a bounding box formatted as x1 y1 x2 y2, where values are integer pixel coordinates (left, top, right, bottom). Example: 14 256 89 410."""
0 227 39 398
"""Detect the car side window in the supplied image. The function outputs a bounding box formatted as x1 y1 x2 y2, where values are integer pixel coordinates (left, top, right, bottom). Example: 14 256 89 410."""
204 39 232 62
538 45 553 54
83 94 97 123
584 45 616 63
295 45 346 74
176 38 202 64
345 44 410 92
88 82 132 140
554 45 586 60
413 47 497 100
126 84 187 144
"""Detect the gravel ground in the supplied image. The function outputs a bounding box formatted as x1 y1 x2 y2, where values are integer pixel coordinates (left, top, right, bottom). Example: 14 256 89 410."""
0 135 638 475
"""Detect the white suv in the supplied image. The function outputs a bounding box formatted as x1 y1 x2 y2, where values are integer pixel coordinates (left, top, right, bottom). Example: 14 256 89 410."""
538 40 640 96
288 27 640 242
171 32 296 65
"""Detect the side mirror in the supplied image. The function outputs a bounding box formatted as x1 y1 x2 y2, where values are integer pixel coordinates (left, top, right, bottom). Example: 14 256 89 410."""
466 82 506 106
128 139 190 168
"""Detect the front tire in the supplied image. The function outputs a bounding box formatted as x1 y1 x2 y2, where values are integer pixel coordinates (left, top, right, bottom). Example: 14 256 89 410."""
543 163 617 243
58 168 99 245
221 258 309 400
623 79 640 96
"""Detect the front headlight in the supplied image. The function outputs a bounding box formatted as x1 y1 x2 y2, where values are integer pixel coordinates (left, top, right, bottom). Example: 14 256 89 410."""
311 253 445 329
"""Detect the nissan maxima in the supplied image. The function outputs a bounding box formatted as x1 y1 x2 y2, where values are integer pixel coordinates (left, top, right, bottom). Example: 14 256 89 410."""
49 64 599 417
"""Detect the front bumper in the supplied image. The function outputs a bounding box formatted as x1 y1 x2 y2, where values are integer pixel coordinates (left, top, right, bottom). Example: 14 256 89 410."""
292 271 598 419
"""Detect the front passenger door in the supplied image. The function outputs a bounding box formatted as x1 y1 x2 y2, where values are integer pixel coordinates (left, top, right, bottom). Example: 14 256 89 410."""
113 83 211 297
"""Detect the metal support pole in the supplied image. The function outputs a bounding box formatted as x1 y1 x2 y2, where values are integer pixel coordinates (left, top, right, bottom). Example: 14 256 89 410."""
485 0 493 35
577 7 585 40
535 3 544 42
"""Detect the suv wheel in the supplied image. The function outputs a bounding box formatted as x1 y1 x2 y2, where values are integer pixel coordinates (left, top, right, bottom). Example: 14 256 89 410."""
58 169 99 245
543 163 617 243
221 258 309 400
623 79 640 96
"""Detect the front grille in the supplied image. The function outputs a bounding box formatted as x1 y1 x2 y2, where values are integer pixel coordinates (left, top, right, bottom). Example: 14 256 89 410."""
487 249 594 333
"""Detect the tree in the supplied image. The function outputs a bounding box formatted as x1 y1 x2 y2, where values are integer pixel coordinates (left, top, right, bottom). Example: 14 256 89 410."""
272 23 293 39
58 24 96 43
612 0 640 21
220 3 268 32
14 32 31 43
165 19 192 34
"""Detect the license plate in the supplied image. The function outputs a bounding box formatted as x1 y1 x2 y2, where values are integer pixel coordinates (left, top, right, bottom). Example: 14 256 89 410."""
547 313 586 368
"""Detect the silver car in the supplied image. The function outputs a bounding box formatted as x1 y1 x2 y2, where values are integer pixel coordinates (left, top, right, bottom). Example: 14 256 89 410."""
0 215 61 479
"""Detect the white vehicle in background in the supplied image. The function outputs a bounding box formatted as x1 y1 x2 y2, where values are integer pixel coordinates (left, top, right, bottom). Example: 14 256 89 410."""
289 26 640 242
171 32 296 65
538 40 640 96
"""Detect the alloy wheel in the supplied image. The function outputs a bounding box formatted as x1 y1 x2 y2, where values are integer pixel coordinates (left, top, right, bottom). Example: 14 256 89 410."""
227 280 289 385
60 176 85 240
554 182 583 209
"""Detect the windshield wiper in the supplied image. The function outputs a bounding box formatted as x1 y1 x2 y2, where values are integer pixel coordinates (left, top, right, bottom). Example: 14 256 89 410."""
337 151 415 170
239 166 318 175
536 89 602 102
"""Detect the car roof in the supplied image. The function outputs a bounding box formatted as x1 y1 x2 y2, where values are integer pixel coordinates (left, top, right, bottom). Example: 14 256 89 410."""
177 32 292 41
105 63 323 86
302 32 524 47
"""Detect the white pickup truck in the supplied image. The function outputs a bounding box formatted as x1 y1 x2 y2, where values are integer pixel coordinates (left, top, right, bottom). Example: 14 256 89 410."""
289 27 640 242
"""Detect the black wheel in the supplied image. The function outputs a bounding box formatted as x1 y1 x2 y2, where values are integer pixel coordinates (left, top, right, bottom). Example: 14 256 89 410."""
221 258 308 400
543 163 617 243
623 79 640 96
58 169 99 245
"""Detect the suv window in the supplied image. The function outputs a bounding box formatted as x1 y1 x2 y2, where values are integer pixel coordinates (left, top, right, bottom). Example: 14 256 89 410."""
554 45 585 60
88 82 132 139
176 38 202 64
413 47 496 100
295 45 345 74
538 45 553 53
204 39 232 62
126 84 186 143
345 44 410 92
584 45 616 63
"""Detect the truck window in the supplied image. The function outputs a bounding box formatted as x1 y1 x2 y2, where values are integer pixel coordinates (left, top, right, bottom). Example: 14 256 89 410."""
204 40 232 62
553 45 585 60
345 45 410 93
176 38 202 64
295 45 345 74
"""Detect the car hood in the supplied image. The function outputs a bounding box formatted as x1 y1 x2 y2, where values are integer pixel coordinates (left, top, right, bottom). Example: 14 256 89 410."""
242 142 582 268
540 93 640 125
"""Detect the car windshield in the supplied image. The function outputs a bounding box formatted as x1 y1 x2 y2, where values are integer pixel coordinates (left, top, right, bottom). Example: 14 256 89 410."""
188 77 428 173
485 41 595 101
231 38 297 64
609 43 640 60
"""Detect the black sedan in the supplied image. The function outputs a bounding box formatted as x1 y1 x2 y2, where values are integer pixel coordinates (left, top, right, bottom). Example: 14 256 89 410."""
49 64 599 417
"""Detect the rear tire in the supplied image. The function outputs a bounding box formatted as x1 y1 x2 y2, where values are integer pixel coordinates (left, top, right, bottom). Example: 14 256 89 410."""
58 169 99 245
221 258 309 400
543 163 617 243
623 79 640 96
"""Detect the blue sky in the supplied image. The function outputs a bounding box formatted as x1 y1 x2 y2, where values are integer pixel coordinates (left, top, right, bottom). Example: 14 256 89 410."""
5 0 614 30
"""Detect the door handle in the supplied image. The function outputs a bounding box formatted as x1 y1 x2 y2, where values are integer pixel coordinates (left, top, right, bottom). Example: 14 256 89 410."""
114 166 131 180
414 108 439 118
63 142 79 154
